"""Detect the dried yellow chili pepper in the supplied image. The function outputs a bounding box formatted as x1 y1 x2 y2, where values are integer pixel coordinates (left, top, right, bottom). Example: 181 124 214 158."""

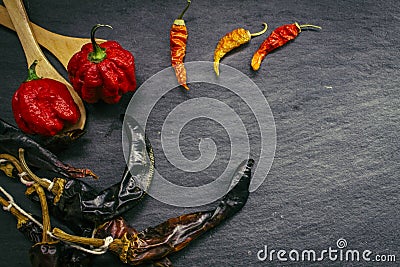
214 23 268 76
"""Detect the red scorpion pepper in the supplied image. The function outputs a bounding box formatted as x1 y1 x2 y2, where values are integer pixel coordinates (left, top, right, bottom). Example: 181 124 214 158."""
170 0 191 90
12 60 80 136
251 22 321 71
67 24 136 104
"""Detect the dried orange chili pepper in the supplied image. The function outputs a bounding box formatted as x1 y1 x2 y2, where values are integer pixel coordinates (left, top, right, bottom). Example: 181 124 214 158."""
170 0 191 90
213 23 268 76
251 22 321 71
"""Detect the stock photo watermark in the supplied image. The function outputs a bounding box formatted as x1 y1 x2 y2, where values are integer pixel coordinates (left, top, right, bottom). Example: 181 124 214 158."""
257 238 397 263
122 61 276 207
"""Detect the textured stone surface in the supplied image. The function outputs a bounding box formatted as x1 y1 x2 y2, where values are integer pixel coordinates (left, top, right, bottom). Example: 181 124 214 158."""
0 0 398 266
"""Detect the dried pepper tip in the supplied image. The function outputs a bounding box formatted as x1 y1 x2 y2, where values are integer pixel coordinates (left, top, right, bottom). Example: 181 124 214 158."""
25 60 41 82
42 129 86 154
182 84 190 90
213 23 268 76
88 24 113 63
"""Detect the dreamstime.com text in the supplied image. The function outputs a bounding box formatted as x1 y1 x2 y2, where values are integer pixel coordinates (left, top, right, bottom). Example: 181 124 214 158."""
257 239 396 263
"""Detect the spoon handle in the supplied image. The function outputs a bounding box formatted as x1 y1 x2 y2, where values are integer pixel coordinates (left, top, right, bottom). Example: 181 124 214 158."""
3 0 86 131
3 0 62 79
0 5 13 29
0 5 105 70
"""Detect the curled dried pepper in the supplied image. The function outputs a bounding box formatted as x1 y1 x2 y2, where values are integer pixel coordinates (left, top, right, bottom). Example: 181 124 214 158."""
29 241 92 267
12 60 80 136
1 115 154 236
0 147 252 266
36 116 154 235
170 0 191 90
67 24 136 104
251 22 321 71
0 187 92 267
213 23 268 76
50 159 254 266
0 118 97 179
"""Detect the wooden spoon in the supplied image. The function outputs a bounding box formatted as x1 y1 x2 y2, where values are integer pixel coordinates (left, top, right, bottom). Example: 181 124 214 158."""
0 5 106 70
2 0 86 131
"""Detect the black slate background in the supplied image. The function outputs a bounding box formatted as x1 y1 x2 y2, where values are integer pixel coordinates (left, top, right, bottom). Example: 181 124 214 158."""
0 0 399 266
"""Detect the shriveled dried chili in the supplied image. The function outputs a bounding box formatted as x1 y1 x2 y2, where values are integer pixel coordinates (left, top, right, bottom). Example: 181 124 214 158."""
51 159 254 266
67 24 136 104
0 153 253 266
213 23 268 75
0 118 97 179
0 187 92 267
251 22 321 71
14 115 154 236
170 0 191 90
39 129 86 154
29 241 92 267
12 60 80 136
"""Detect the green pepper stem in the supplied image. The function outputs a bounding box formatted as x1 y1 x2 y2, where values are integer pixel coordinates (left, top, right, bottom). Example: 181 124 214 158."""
25 60 41 82
250 23 268 37
88 24 112 63
177 0 191 19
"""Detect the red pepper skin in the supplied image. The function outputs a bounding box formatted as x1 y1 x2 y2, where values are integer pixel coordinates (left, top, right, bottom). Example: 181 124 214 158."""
67 27 136 104
170 1 191 90
170 22 189 90
12 66 80 136
251 23 300 71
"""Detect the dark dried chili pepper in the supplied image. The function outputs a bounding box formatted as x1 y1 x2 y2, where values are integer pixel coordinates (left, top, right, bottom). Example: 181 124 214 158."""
170 0 191 90
31 184 92 267
39 128 86 154
29 242 92 267
214 23 268 75
23 115 154 236
67 24 136 104
1 155 252 266
49 159 253 266
251 22 321 71
0 188 92 267
12 60 81 136
0 118 97 179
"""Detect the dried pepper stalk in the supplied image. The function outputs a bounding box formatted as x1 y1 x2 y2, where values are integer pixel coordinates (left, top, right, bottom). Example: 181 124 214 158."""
28 183 64 267
0 150 253 266
51 159 254 266
0 118 97 179
0 187 92 267
213 23 268 76
170 0 191 90
67 24 136 104
251 22 321 71
12 60 80 136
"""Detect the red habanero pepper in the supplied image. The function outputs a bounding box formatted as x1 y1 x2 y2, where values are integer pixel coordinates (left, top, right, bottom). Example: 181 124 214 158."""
67 24 136 104
12 60 80 136
170 0 191 90
251 23 321 71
